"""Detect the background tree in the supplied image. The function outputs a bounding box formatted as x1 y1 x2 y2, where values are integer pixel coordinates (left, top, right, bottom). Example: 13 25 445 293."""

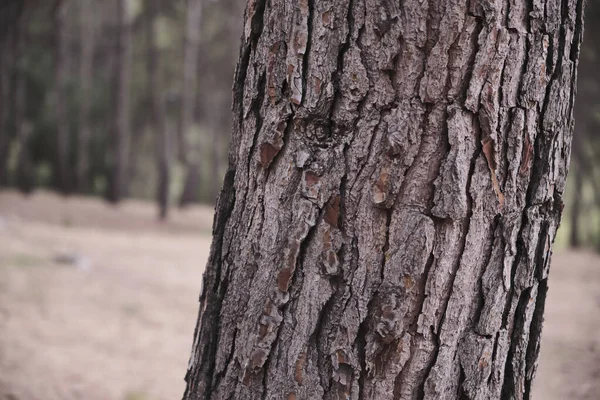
146 0 171 219
0 0 26 186
183 1 585 399
568 0 600 249
107 0 133 202
75 0 94 193
0 0 246 215
13 13 33 193
53 0 70 193
179 0 203 207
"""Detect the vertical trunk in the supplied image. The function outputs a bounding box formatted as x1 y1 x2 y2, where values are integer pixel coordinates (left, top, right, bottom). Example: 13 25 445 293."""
146 0 170 219
184 1 585 400
0 1 24 187
54 0 70 193
569 166 583 248
107 0 132 202
0 32 11 187
180 163 201 206
76 0 95 193
209 122 221 203
14 21 32 193
179 0 203 207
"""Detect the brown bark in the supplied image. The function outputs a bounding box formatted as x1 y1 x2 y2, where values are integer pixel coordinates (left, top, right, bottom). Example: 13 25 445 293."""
107 0 132 202
76 0 94 193
184 1 585 399
146 0 170 219
179 0 203 207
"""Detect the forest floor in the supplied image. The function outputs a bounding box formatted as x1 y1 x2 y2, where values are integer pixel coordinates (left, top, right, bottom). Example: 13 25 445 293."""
0 190 598 400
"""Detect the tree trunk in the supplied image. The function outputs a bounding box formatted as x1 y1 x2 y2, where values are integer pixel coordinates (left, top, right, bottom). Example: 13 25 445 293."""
13 20 33 193
146 0 170 219
179 0 203 207
107 0 132 202
180 162 202 206
0 2 24 186
569 165 583 248
184 1 585 399
76 0 95 193
0 30 12 187
209 121 222 203
54 0 71 193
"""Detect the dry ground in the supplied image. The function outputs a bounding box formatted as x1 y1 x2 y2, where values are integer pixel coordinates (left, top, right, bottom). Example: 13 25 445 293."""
0 190 598 400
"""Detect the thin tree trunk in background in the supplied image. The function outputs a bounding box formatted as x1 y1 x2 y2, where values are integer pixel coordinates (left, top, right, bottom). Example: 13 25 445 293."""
76 0 95 193
569 166 583 248
184 1 585 399
54 1 70 193
0 1 25 186
179 0 203 207
209 122 221 203
14 21 33 193
570 129 600 248
147 0 170 219
107 0 132 202
180 162 201 206
0 31 11 186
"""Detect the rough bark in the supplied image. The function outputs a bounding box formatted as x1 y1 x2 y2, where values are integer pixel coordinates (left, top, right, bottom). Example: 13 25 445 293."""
146 0 171 219
107 0 132 202
179 0 203 207
184 0 585 399
76 0 95 193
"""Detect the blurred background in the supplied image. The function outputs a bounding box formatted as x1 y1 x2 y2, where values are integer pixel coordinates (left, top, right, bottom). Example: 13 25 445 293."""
0 1 598 400
0 0 243 212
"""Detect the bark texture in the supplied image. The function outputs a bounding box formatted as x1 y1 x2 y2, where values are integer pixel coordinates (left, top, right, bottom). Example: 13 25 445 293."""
184 0 585 399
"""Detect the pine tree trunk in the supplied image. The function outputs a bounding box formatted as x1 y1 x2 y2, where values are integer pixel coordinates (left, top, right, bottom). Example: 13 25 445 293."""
209 126 222 203
146 0 170 219
0 1 24 187
76 0 95 193
180 163 201 207
569 166 582 248
14 21 32 193
107 0 132 202
179 0 203 207
184 1 585 399
54 0 70 193
0 30 12 187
